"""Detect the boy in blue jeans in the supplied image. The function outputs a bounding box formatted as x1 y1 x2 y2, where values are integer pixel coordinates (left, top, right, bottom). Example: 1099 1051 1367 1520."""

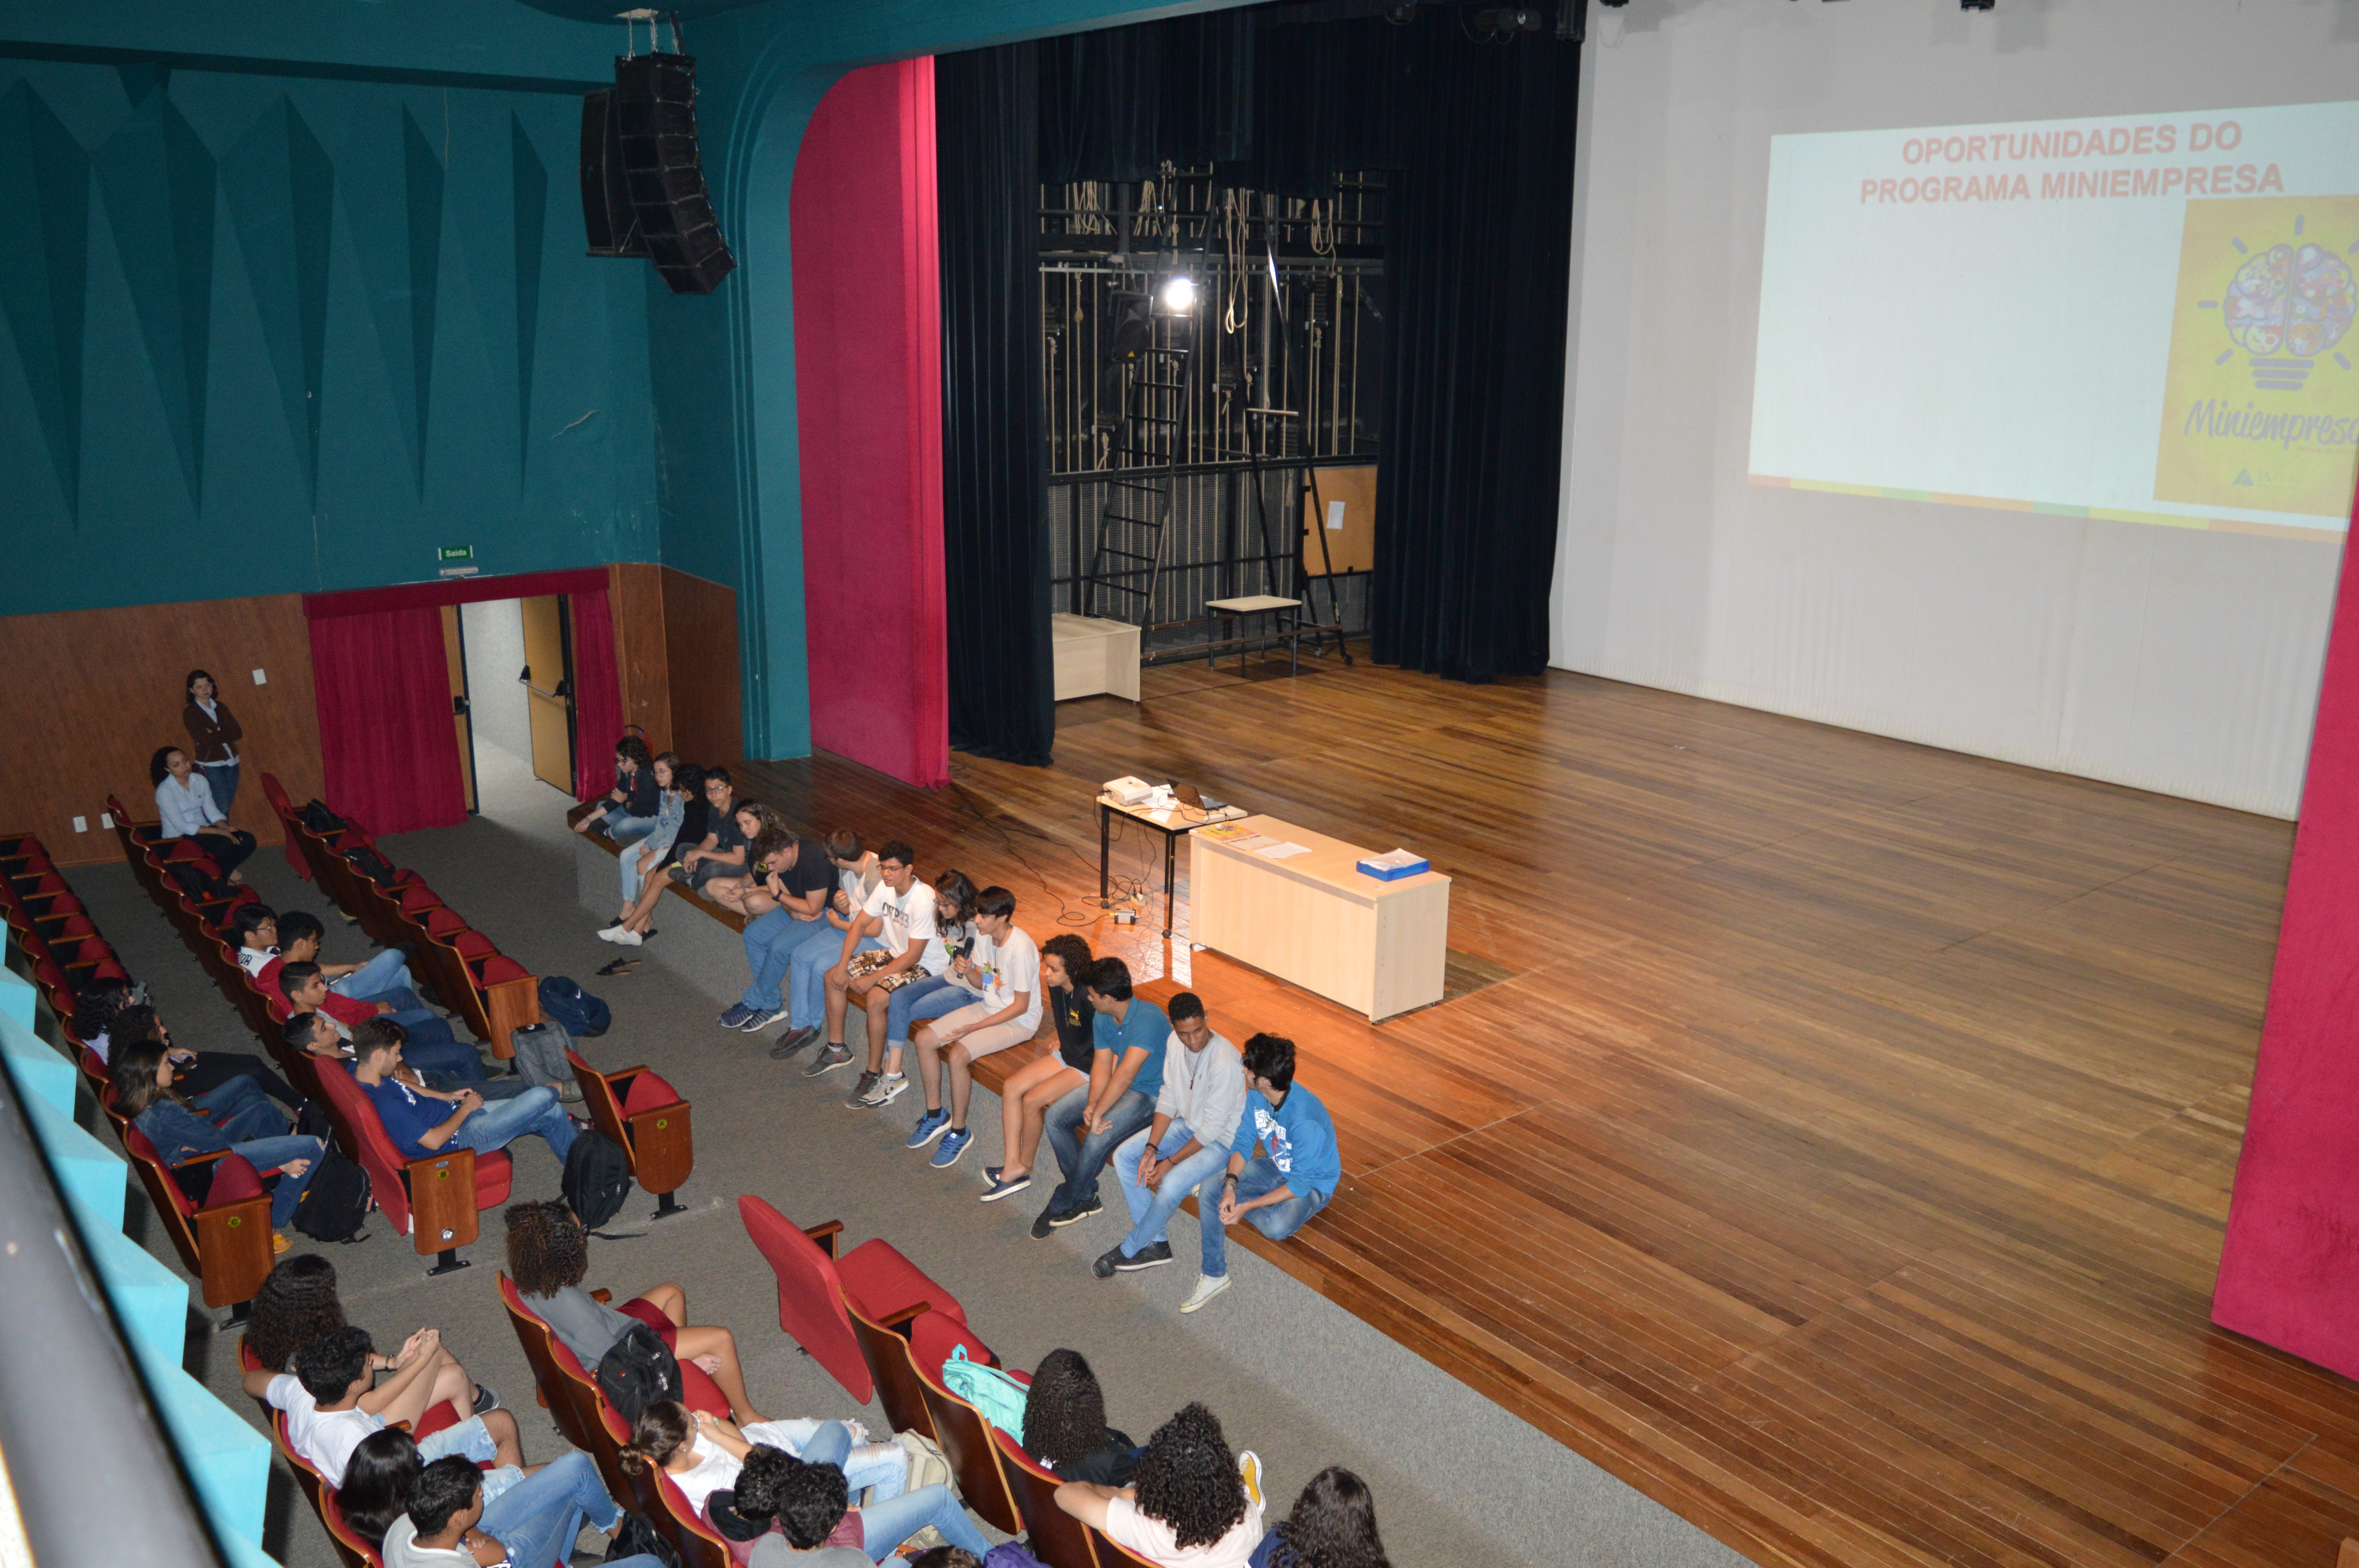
353 1031 579 1164
1184 1032 1341 1314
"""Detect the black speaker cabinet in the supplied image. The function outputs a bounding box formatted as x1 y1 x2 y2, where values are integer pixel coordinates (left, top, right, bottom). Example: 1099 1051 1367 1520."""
612 53 736 295
578 89 645 258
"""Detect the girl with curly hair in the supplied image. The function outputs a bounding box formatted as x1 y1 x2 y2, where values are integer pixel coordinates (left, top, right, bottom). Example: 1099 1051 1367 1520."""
1248 1468 1388 1568
1021 1348 1136 1485
502 1200 768 1422
245 1253 348 1372
1056 1401 1263 1566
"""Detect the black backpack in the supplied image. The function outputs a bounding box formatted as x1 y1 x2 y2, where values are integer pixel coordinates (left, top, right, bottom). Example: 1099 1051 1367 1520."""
595 1323 682 1424
538 975 611 1037
605 1512 682 1568
344 845 397 884
297 800 346 834
562 1131 632 1230
291 1149 372 1243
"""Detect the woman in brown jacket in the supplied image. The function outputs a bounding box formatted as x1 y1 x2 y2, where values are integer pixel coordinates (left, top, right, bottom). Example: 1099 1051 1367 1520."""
182 668 244 817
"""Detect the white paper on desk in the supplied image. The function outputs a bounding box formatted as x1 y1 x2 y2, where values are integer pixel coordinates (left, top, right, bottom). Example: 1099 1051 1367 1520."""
1149 810 1175 826
1255 841 1313 860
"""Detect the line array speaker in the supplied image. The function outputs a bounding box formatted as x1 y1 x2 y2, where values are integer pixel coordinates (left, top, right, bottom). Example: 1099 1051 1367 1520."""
578 89 645 259
612 53 736 295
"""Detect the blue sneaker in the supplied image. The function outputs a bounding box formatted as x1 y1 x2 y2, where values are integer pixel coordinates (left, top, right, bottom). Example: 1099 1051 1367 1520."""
906 1108 951 1149
716 1004 754 1029
931 1127 973 1169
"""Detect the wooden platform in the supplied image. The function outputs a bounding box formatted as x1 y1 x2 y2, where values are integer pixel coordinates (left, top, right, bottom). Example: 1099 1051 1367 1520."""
732 650 2359 1568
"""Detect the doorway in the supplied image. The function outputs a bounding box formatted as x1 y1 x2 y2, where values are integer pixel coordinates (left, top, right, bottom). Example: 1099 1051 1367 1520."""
448 597 576 812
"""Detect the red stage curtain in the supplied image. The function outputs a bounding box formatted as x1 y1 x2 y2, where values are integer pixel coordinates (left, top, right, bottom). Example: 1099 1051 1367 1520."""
305 607 466 836
570 587 623 800
791 58 950 788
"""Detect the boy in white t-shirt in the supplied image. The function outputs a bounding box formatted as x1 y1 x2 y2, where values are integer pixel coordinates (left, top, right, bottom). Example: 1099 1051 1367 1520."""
240 1325 522 1485
907 887 1042 1170
808 842 941 1097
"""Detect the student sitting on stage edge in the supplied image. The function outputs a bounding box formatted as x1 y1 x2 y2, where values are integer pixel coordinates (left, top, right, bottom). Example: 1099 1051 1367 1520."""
716 1443 996 1565
719 829 839 1036
770 831 883 1060
980 933 1095 1202
1032 957 1168 1239
805 841 936 1088
905 885 1041 1169
603 767 739 946
1099 991 1243 1278
1183 1032 1341 1315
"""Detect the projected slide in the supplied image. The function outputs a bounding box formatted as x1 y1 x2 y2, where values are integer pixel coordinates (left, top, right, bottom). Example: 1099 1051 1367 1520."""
1748 101 2359 537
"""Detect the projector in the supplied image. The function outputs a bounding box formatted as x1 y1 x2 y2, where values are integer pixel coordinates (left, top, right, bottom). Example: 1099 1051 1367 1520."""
1103 776 1155 806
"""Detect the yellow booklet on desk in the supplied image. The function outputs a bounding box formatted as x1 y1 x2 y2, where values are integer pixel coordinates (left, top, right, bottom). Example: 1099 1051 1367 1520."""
1195 822 1260 844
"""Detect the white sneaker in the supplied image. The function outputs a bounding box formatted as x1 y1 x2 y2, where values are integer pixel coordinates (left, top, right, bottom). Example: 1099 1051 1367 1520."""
1237 1450 1264 1509
612 928 644 947
1180 1274 1231 1314
596 925 623 943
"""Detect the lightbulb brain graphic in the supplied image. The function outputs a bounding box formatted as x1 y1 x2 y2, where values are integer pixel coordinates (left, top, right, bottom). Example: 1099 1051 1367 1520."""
2225 242 2357 358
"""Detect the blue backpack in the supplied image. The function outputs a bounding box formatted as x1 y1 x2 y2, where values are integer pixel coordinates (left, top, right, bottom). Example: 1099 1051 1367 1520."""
941 1344 1030 1440
538 975 611 1037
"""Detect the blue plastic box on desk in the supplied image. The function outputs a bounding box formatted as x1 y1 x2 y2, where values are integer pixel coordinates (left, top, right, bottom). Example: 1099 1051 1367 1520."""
1356 850 1430 881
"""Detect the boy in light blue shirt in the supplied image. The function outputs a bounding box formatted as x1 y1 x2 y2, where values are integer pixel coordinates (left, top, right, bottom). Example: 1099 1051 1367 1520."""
1185 1032 1340 1314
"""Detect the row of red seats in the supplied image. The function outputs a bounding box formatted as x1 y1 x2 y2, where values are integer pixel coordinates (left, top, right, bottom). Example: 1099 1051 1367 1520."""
93 795 520 1278
4 831 134 1017
7 830 285 1321
496 1196 1152 1568
256 773 542 1053
116 783 692 1278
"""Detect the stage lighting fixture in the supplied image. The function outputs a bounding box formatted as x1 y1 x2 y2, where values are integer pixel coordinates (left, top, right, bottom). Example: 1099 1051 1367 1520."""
1383 2 1418 22
1158 274 1199 313
1474 5 1543 30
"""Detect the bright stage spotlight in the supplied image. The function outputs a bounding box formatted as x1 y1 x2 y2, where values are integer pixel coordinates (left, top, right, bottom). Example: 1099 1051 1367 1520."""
1158 274 1198 313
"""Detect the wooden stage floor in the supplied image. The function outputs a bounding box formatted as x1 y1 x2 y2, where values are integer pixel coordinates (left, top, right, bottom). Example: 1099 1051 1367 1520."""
736 652 2359 1568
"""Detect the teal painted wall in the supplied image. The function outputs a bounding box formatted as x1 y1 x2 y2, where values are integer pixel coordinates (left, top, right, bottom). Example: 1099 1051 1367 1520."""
0 0 1243 757
0 55 657 615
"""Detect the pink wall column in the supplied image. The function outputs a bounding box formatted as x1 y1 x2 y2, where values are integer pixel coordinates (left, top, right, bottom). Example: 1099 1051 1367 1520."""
2215 500 2359 1377
790 58 949 788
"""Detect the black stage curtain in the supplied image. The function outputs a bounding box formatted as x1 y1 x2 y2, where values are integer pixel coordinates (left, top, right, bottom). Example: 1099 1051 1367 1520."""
938 44 1057 764
939 8 1581 753
1370 16 1581 682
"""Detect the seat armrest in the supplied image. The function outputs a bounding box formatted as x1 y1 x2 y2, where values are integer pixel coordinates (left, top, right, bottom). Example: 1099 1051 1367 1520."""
804 1219 845 1257
590 1288 614 1305
880 1301 930 1335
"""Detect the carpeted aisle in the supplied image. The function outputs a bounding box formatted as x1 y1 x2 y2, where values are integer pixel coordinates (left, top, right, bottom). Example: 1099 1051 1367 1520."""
70 744 1752 1568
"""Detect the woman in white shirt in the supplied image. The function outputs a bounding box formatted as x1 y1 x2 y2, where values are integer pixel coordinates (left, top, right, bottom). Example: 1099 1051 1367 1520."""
618 1400 907 1517
150 744 257 885
1057 1403 1265 1568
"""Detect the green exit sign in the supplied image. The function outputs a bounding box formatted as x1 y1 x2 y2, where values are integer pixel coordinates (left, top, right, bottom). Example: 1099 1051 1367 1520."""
438 545 473 562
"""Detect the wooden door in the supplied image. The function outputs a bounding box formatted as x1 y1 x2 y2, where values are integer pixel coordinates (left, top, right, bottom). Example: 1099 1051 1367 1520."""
520 595 576 793
440 605 478 813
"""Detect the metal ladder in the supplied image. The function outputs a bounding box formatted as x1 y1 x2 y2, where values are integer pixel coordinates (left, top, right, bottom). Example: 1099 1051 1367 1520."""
1081 336 1192 624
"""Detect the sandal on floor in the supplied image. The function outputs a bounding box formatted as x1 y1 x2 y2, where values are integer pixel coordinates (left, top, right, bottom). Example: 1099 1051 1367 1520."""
595 958 641 977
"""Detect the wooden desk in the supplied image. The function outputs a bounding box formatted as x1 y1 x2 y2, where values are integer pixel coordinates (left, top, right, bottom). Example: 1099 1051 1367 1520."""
1189 815 1448 1021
